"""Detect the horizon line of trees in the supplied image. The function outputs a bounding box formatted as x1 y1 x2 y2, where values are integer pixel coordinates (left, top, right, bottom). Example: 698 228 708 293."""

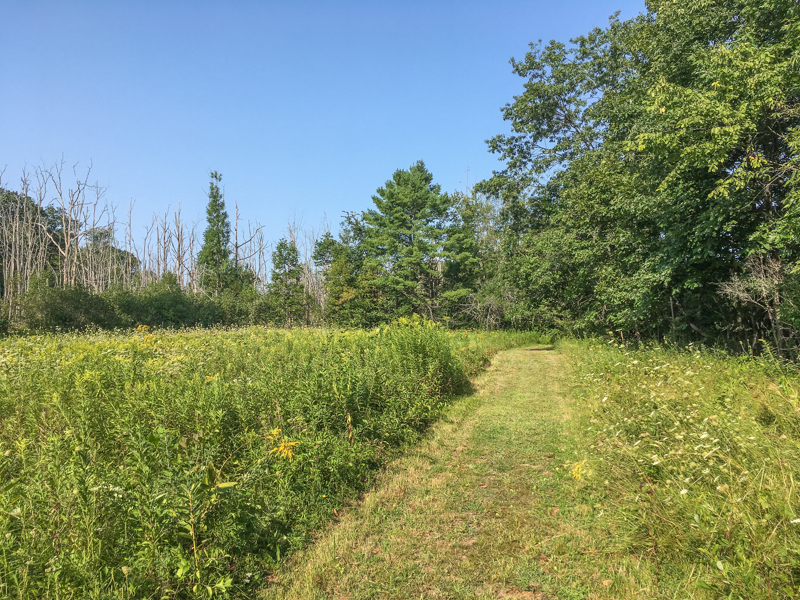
0 159 512 333
3 0 798 358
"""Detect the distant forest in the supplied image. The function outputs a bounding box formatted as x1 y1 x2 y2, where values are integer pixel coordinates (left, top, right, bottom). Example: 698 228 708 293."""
2 0 798 355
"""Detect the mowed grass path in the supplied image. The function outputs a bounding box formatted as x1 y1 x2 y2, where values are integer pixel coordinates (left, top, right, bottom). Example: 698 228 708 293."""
263 348 631 600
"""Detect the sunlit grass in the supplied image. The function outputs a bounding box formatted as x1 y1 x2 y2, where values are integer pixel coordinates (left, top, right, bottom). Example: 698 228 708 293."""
563 338 800 598
0 321 546 599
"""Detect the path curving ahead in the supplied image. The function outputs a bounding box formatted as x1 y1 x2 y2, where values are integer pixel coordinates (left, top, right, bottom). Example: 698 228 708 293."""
263 347 615 600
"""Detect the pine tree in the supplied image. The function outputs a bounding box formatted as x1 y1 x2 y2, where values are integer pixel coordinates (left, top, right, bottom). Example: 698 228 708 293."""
362 161 449 319
314 213 387 326
268 238 306 326
197 171 232 294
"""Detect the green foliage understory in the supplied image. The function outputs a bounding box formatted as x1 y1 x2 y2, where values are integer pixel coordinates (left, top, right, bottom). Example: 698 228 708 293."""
566 338 800 598
16 272 268 332
0 322 546 599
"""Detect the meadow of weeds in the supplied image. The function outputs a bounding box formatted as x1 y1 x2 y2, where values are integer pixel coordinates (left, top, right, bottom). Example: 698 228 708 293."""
566 339 800 598
0 319 544 599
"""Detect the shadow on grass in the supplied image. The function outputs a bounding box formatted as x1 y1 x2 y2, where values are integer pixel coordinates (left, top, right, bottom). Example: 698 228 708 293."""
525 345 555 352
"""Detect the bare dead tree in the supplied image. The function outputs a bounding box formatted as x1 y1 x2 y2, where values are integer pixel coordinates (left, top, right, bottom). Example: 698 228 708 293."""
1 161 277 315
718 255 793 355
34 160 109 287
124 200 137 288
0 169 50 318
459 293 505 330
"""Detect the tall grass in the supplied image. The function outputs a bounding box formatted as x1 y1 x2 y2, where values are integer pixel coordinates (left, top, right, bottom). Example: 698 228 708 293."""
565 338 800 598
0 321 546 598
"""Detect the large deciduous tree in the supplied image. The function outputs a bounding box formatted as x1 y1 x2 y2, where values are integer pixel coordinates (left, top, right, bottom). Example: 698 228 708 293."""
481 0 800 346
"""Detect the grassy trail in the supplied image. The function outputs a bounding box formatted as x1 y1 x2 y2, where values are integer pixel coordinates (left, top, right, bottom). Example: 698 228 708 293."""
264 347 621 600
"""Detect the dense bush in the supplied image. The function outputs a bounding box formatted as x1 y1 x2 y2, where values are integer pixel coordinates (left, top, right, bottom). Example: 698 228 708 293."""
0 303 9 335
20 272 121 331
14 273 278 332
102 275 222 328
0 322 546 598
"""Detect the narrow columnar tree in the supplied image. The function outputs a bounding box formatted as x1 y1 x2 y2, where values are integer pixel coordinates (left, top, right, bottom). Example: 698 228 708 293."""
197 171 232 294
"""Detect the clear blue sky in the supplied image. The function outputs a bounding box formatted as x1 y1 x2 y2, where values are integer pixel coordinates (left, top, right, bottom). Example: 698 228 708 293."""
2 0 646 244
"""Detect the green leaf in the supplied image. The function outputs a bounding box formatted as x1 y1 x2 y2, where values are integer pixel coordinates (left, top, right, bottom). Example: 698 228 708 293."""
213 481 237 489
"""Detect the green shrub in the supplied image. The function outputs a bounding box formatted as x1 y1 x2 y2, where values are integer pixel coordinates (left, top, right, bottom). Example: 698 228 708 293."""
20 271 121 331
0 302 9 335
103 275 222 328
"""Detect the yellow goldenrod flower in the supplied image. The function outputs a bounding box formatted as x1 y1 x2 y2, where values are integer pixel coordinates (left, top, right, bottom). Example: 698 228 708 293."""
572 459 587 480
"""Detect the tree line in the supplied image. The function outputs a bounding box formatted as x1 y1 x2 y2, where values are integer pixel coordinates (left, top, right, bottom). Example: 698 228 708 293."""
2 0 798 356
479 0 799 354
0 160 509 332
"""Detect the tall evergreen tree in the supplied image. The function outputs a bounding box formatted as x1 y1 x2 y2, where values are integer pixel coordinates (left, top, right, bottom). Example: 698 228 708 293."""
362 161 450 319
440 192 482 302
197 171 232 294
439 191 511 327
314 213 387 326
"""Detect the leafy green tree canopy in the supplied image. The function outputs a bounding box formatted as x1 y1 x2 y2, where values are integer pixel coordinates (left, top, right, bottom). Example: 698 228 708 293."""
481 0 800 341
